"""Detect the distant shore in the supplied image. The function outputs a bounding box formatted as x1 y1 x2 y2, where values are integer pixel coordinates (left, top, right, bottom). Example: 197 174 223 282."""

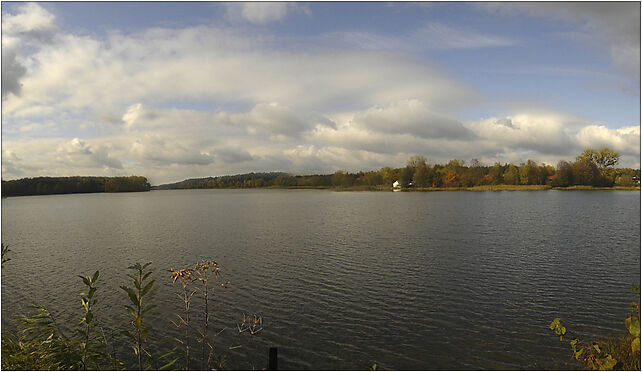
151 184 641 192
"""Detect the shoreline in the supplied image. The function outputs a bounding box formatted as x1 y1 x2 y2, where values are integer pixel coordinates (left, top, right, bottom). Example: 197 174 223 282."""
151 184 641 192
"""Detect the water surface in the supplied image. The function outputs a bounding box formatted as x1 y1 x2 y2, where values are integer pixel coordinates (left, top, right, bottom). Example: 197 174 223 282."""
2 189 640 370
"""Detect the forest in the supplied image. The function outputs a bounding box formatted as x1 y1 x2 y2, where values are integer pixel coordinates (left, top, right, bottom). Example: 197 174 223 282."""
154 148 640 190
1 176 151 197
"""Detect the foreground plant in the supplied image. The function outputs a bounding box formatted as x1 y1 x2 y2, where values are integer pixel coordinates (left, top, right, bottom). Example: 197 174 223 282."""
1 305 81 370
193 259 229 370
1 243 10 267
550 287 641 370
121 262 156 370
78 270 102 370
169 267 197 370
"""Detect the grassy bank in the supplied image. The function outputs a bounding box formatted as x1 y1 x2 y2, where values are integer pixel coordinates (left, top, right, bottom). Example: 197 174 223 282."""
553 185 641 191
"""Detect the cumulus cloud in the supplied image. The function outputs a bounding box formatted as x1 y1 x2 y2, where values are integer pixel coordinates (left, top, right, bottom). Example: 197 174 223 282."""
130 135 214 166
56 138 123 169
1 24 474 118
1 3 639 183
576 125 640 156
466 112 579 155
352 99 474 140
1 3 59 99
1 45 27 99
231 102 336 137
3 102 640 183
1 2 58 42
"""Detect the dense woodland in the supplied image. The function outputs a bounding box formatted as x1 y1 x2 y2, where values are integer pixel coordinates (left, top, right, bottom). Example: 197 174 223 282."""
1 176 151 197
155 148 640 190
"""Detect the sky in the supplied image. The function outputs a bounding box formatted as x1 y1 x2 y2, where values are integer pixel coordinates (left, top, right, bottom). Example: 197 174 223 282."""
1 1 640 185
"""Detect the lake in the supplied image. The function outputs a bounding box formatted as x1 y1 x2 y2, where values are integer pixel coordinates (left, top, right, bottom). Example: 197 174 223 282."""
1 189 640 370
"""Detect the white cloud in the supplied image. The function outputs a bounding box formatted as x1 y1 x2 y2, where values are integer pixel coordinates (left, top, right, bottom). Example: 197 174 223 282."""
241 2 288 24
3 102 640 183
351 99 474 140
413 23 517 50
1 4 639 183
1 3 59 99
231 102 336 137
1 25 473 118
224 2 307 24
1 2 57 41
576 125 640 156
321 23 516 52
56 138 123 170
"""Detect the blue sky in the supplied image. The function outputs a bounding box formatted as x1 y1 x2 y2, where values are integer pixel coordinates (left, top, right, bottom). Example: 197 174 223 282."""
2 2 640 183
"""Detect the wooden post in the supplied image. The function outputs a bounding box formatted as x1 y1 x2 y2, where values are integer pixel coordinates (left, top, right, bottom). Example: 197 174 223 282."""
268 347 278 370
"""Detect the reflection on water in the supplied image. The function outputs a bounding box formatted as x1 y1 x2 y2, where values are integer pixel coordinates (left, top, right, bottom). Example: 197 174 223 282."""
2 189 640 370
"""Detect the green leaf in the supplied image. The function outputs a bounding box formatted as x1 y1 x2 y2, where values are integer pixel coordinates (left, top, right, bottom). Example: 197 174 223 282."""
549 318 560 330
141 280 155 297
570 338 578 351
78 275 91 286
593 344 601 353
88 287 96 299
85 311 93 324
92 270 99 284
124 305 137 318
121 287 139 307
81 297 89 311
159 357 179 370
142 262 152 270
631 337 640 353
142 271 153 281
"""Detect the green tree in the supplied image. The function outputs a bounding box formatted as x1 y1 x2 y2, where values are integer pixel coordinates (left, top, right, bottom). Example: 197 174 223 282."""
577 148 620 169
572 158 601 186
412 157 432 187
504 164 519 185
399 166 414 187
487 163 504 185
379 167 397 187
552 160 573 187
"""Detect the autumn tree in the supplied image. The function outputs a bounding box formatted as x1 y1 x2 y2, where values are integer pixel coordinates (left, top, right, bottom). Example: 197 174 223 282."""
577 148 620 169
504 164 519 185
571 158 601 186
487 163 504 185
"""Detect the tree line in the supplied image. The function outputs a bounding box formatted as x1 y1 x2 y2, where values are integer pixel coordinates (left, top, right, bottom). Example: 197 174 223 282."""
1 176 151 197
155 148 639 190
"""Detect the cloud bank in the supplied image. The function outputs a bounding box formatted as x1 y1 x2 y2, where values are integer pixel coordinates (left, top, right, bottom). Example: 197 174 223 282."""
1 3 639 184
